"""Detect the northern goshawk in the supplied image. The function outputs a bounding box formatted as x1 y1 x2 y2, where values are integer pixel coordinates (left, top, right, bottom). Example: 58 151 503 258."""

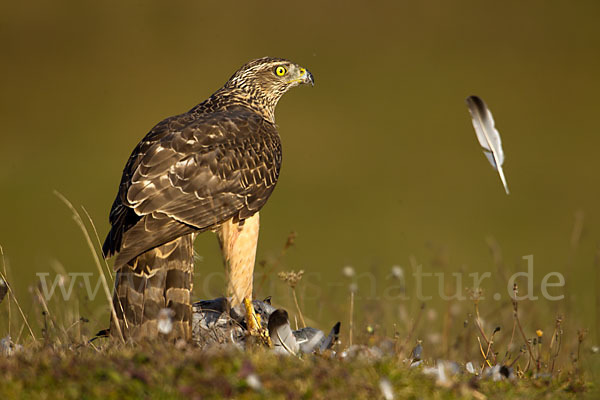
102 57 314 340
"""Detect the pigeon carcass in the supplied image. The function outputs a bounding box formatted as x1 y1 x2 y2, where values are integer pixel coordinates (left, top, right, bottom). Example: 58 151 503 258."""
192 297 340 354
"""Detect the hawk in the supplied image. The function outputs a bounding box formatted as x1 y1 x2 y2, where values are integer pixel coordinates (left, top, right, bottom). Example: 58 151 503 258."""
102 57 314 340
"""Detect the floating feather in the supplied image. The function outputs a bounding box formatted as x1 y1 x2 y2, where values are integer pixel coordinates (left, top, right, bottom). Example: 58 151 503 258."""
466 95 510 194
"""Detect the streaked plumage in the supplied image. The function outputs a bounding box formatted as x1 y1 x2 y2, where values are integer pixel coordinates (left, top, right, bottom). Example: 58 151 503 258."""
103 57 314 340
465 95 509 195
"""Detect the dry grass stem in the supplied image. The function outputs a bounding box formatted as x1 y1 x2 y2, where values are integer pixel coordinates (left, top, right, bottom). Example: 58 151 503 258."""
54 190 125 343
278 270 306 328
1 245 11 337
256 231 296 294
82 206 114 284
511 283 536 371
0 268 36 341
397 302 425 360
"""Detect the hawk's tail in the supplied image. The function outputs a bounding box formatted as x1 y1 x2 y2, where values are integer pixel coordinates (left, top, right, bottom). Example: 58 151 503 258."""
110 234 194 341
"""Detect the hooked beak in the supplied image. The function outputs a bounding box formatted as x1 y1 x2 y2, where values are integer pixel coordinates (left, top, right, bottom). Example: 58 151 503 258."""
297 67 315 86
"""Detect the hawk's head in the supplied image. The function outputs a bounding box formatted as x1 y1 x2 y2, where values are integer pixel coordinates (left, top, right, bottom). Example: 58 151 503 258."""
225 57 314 111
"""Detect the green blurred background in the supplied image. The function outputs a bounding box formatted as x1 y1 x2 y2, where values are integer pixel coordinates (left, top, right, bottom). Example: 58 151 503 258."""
1 0 599 351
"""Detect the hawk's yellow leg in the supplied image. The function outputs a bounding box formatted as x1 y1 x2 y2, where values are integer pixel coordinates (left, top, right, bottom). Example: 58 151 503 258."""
217 213 271 346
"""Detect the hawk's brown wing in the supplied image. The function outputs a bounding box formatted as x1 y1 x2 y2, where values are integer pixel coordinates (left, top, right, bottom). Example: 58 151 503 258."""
103 106 281 268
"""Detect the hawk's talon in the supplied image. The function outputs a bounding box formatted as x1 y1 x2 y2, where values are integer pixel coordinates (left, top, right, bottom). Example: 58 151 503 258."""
244 297 272 347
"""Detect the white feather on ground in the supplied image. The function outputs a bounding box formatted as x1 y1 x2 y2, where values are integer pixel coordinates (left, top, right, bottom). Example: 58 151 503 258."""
267 309 299 355
466 95 510 195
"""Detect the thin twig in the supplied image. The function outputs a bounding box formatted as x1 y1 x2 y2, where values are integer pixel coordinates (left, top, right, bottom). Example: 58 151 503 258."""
484 327 500 364
512 284 535 371
291 288 306 328
508 349 524 368
472 291 499 364
501 317 518 365
474 299 490 347
33 286 61 344
549 316 563 373
397 302 426 360
477 336 492 368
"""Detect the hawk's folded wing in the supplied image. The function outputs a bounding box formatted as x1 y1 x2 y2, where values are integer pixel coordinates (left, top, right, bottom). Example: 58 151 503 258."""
103 106 281 268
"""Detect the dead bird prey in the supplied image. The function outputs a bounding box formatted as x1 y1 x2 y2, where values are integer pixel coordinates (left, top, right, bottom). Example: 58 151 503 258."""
192 297 340 354
102 58 314 341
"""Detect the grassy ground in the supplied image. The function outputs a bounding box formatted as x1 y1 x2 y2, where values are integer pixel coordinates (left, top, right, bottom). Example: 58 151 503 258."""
0 205 597 398
1 263 599 398
1 268 598 399
0 341 594 400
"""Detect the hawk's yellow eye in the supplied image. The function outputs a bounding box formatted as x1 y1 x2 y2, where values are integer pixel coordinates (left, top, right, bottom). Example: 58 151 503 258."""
275 66 287 76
